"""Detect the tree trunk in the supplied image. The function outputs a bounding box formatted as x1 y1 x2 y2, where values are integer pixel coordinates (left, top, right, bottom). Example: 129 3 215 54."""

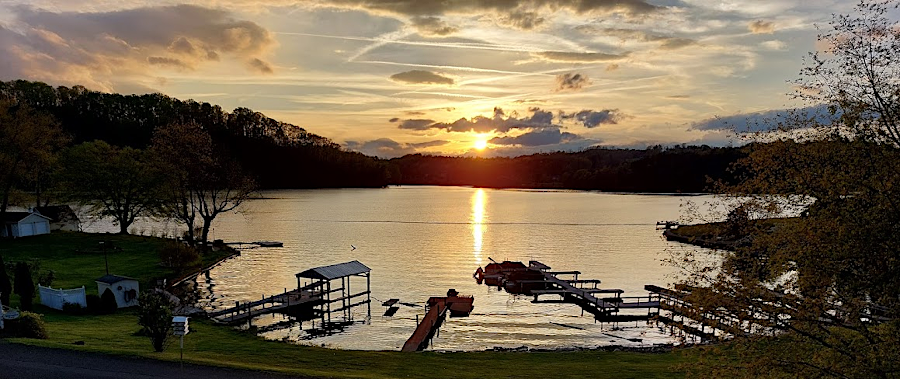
200 217 214 246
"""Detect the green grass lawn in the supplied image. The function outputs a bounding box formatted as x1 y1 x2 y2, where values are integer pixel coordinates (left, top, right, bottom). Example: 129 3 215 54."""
2 231 689 378
0 231 232 295
11 308 690 379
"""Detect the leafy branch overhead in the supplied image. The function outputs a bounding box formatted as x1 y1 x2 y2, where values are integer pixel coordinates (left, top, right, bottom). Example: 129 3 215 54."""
678 1 900 377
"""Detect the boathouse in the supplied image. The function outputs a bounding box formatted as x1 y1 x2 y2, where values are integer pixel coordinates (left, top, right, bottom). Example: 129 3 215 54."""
295 260 372 324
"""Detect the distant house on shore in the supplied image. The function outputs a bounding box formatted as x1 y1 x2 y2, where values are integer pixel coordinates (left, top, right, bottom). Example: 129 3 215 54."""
1 212 51 238
35 205 81 232
95 274 140 308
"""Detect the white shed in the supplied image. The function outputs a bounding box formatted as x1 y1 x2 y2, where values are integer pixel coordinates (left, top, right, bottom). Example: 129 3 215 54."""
95 274 140 308
1 212 51 238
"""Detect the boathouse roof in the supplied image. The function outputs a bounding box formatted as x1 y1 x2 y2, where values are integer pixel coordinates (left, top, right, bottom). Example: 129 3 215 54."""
295 260 370 280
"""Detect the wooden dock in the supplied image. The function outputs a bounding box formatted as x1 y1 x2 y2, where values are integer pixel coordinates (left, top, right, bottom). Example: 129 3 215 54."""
402 292 474 352
401 299 448 352
209 288 323 325
483 260 660 322
210 261 373 328
644 284 752 340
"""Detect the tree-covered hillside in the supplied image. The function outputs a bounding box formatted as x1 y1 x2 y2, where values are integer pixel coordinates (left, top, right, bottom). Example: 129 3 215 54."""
0 80 390 189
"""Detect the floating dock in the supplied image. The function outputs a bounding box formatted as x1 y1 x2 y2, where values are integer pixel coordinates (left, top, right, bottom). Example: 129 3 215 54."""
402 290 473 352
476 260 659 322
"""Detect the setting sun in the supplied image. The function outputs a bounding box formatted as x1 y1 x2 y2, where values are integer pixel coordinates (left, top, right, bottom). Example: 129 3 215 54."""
473 135 489 150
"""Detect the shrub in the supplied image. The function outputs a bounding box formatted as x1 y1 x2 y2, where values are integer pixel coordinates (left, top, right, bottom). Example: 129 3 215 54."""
85 294 101 314
0 255 10 307
7 311 49 339
159 242 200 272
13 262 34 311
62 301 84 315
37 270 55 288
137 291 174 352
99 288 118 314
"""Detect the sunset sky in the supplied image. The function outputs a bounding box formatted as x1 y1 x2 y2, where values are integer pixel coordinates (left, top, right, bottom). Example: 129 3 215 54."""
0 0 856 157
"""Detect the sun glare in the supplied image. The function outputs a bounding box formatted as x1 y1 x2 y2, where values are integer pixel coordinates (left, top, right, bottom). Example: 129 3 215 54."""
473 136 488 150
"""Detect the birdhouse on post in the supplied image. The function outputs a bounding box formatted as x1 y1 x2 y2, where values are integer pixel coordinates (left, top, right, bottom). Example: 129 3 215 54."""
172 316 189 336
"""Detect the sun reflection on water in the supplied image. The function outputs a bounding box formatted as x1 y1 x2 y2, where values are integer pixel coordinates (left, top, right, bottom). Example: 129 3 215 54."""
471 188 486 264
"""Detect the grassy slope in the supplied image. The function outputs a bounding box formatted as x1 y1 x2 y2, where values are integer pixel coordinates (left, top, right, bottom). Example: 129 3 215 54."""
2 232 689 379
13 310 688 379
0 231 230 294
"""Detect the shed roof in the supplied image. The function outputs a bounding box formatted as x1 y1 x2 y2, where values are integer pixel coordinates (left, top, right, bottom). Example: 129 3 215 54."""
95 274 137 284
1 212 51 223
295 260 370 280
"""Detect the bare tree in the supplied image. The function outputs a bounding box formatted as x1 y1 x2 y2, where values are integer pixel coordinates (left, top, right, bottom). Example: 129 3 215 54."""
151 123 255 245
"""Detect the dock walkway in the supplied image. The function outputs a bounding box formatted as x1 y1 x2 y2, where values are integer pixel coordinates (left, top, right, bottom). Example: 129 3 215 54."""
209 289 323 325
527 261 660 319
401 299 447 352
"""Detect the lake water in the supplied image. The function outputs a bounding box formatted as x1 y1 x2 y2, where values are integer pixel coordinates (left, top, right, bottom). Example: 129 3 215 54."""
86 186 715 351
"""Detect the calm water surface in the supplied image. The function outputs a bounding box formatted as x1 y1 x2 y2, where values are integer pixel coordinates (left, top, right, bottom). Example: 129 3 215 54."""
89 186 714 350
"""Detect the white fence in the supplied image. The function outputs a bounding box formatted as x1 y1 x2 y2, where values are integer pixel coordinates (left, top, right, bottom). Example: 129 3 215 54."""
39 285 87 310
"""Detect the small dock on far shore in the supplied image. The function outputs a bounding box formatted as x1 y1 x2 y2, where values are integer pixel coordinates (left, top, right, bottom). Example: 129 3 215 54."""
224 241 283 249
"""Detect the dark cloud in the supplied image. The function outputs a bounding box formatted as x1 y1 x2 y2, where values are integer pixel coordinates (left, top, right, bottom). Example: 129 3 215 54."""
691 105 837 133
500 11 545 30
410 16 458 36
392 107 623 134
390 70 455 85
666 95 690 100
318 0 660 18
148 56 190 69
431 107 559 133
391 107 559 133
0 5 276 91
658 38 696 50
533 51 628 63
513 99 551 105
490 128 583 146
576 26 697 50
397 119 438 130
561 109 621 128
555 73 591 92
169 37 197 55
247 58 274 74
478 138 601 157
344 138 447 158
408 140 449 148
748 20 775 34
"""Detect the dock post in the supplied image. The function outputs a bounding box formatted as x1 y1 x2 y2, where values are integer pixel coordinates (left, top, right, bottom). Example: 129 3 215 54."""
326 280 332 325
344 276 353 321
366 272 371 318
